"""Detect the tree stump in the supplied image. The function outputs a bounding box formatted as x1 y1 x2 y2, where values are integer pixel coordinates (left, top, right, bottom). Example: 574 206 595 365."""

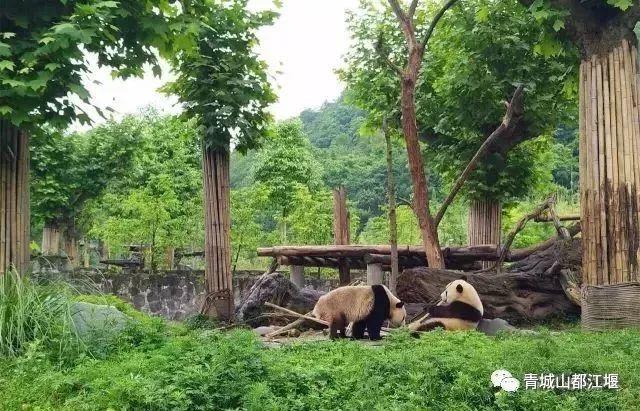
235 272 323 327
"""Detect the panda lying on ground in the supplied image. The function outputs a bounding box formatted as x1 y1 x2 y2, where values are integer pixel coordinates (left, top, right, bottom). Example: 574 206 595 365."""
416 279 484 331
313 284 406 340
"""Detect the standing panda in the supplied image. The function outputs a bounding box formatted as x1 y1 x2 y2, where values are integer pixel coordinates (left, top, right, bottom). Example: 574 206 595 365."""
411 279 483 332
313 284 406 340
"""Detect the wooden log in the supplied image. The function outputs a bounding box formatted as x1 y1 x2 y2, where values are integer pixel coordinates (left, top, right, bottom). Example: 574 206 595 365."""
264 302 328 326
333 186 350 285
398 239 583 325
290 265 305 288
366 263 383 285
265 314 311 338
534 214 581 222
261 228 581 267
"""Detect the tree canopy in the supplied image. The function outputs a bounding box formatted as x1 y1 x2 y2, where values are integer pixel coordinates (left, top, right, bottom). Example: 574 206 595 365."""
163 0 277 152
341 0 579 204
31 118 141 229
0 0 179 128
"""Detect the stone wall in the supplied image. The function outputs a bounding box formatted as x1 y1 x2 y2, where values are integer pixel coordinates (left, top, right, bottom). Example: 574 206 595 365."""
38 269 349 320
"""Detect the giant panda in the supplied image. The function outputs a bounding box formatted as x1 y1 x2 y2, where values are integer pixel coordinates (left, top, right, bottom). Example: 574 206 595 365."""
313 284 406 340
414 279 483 331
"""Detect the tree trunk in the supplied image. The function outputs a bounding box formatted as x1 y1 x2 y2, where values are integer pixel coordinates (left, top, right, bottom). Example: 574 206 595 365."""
42 222 61 256
332 186 350 284
61 220 79 267
201 146 234 321
0 120 30 274
579 37 640 329
383 121 399 293
398 238 582 325
467 198 502 269
401 72 445 268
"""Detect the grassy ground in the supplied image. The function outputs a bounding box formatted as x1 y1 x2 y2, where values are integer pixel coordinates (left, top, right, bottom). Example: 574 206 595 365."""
1 305 640 411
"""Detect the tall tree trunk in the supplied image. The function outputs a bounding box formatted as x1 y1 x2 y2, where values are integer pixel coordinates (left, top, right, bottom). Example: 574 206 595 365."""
42 222 61 256
0 120 30 274
579 37 640 329
467 198 502 269
383 120 399 293
401 71 445 268
201 146 234 321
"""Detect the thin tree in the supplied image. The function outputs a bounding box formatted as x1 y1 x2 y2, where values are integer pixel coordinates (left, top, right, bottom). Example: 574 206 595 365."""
383 117 400 293
379 0 459 268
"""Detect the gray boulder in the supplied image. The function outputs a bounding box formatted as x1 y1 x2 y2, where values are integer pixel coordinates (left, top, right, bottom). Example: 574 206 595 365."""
477 318 517 336
71 301 130 337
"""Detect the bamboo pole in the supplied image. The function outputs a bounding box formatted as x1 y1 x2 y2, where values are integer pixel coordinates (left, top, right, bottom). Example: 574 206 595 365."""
608 50 623 285
596 56 609 284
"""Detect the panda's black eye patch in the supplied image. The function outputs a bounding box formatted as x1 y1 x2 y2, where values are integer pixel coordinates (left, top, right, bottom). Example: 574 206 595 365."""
456 284 464 293
396 301 404 308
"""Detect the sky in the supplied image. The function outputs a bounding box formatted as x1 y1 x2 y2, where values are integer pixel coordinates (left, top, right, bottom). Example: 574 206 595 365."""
74 0 360 130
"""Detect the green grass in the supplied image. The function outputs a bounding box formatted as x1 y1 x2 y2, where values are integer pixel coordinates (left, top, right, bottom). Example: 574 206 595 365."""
0 270 79 358
1 316 640 410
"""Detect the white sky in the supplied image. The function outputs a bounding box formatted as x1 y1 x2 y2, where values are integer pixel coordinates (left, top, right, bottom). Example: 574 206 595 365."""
73 0 359 131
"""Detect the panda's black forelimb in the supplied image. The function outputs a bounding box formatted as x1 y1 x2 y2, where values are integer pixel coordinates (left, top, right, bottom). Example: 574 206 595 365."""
351 320 366 339
366 284 391 340
366 316 384 340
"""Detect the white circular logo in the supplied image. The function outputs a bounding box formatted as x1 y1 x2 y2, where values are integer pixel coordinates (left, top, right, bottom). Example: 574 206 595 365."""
500 376 521 392
491 369 513 387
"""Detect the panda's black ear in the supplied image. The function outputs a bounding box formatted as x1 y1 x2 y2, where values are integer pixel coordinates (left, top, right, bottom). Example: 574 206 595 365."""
460 274 468 281
396 301 405 308
456 284 464 293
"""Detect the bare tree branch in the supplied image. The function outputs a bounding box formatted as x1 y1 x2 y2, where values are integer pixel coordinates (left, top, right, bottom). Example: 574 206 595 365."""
408 0 419 18
434 85 525 227
492 195 556 273
421 0 460 49
388 0 409 24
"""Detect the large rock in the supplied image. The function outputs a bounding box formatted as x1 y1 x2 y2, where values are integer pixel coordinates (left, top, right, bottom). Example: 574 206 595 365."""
71 301 130 337
235 272 323 326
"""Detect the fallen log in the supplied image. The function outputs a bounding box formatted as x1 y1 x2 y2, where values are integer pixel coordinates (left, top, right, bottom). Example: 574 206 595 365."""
397 238 582 325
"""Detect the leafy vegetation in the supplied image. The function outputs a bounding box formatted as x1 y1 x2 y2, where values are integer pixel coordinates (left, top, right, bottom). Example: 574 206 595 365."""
0 270 78 358
1 305 638 410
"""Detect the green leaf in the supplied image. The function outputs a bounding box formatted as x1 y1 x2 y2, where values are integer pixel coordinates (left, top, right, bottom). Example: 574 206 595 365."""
475 7 489 23
0 42 10 57
69 83 91 101
0 60 15 72
552 19 565 32
0 106 13 115
607 0 633 10
44 63 61 72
